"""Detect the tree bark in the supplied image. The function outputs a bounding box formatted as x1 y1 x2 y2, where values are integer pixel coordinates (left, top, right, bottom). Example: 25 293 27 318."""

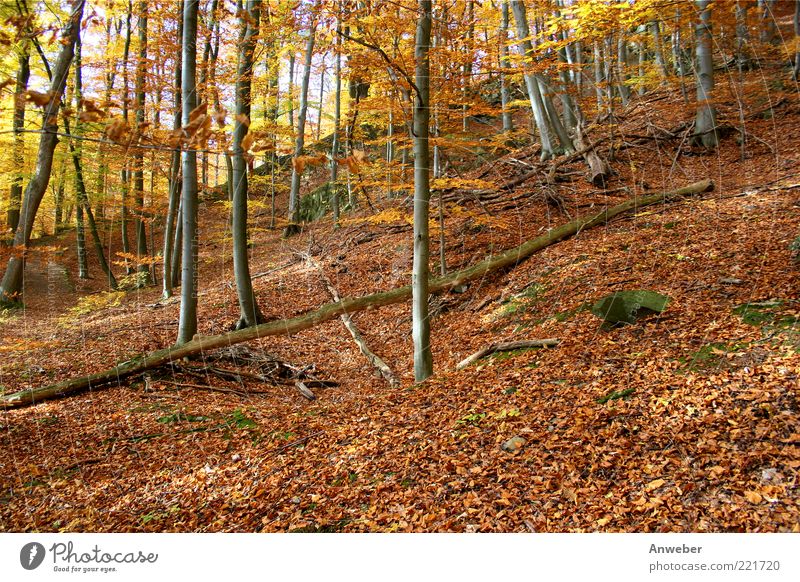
284 14 317 236
133 0 150 283
0 0 85 306
499 1 514 134
331 3 343 226
232 0 265 329
412 0 433 382
510 0 555 160
794 0 800 80
8 41 30 233
120 1 133 275
177 0 200 345
65 37 117 289
162 0 184 299
693 0 718 148
0 179 713 407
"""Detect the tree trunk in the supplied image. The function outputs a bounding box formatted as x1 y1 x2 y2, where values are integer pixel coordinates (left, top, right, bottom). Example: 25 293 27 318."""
0 179 714 407
651 21 668 81
510 0 555 160
133 0 150 284
593 40 604 108
412 0 433 382
0 0 85 306
8 42 30 233
232 0 265 329
70 37 88 281
177 0 200 345
693 0 718 148
120 2 133 275
162 0 184 299
331 5 343 227
759 0 777 45
794 0 800 80
499 1 514 133
284 15 316 237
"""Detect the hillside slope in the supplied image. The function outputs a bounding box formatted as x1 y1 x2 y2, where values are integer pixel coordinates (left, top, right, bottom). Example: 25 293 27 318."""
1 81 799 532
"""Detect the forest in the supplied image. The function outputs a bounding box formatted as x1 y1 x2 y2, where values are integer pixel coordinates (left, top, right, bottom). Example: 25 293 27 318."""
0 0 798 533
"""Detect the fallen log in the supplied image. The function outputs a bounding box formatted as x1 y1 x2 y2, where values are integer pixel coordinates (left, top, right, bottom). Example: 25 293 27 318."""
0 179 713 408
456 339 560 370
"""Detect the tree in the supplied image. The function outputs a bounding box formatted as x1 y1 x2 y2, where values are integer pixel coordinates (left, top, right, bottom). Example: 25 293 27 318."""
509 0 556 160
133 0 151 284
412 0 433 382
331 3 343 227
0 0 86 306
231 0 265 329
284 9 317 237
177 0 200 345
693 0 718 148
7 34 30 233
163 0 184 299
794 0 800 80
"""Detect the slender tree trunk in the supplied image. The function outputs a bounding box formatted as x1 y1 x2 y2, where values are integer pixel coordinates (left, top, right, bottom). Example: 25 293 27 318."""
72 39 88 280
794 0 800 80
76 199 88 278
120 1 133 275
232 0 264 329
510 0 555 160
331 5 342 227
53 157 66 229
316 58 325 141
0 0 85 306
693 0 718 148
412 0 433 382
171 200 182 286
133 0 150 284
163 0 184 299
177 0 200 345
736 2 751 72
593 40 604 108
651 20 668 81
617 34 630 106
284 16 316 237
68 33 116 287
8 42 30 233
499 1 513 133
288 52 295 129
759 0 777 45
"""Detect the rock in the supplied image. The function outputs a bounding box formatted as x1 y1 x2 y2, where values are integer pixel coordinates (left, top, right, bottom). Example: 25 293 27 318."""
501 436 526 452
451 284 469 294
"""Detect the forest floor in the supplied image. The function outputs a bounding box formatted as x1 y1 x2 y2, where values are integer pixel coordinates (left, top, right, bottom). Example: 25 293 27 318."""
1 71 799 532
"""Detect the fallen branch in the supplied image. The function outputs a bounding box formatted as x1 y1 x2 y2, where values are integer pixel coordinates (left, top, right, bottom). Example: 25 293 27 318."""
302 253 400 387
0 179 713 408
456 339 560 370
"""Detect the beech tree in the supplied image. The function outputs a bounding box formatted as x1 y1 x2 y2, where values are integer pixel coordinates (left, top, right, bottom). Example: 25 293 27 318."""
231 0 265 329
285 8 317 237
693 0 718 148
412 0 433 382
177 0 200 345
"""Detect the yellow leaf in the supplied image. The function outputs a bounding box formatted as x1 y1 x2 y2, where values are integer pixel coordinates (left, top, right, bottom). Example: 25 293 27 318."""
646 478 665 491
744 491 762 504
